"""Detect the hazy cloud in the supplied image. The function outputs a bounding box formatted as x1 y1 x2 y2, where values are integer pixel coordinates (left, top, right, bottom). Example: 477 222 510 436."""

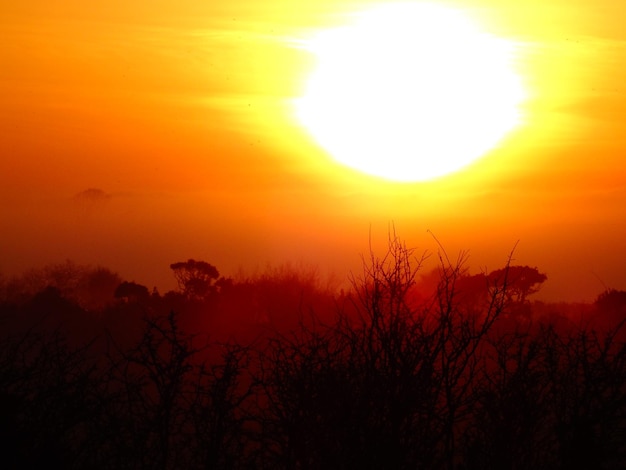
72 188 112 217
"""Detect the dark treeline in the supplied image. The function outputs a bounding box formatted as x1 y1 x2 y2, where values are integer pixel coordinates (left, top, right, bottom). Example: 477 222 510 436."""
1 237 626 469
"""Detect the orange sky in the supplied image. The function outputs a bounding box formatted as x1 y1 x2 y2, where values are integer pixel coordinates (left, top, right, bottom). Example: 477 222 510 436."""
1 0 625 301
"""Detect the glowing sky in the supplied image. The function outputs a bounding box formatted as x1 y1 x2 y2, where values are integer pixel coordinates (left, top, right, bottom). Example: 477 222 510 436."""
1 0 625 300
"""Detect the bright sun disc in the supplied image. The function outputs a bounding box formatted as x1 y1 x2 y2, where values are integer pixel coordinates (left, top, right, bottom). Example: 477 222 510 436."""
294 2 526 182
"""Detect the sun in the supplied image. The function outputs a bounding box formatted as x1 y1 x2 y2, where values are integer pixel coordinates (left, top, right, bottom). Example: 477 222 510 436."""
294 2 526 182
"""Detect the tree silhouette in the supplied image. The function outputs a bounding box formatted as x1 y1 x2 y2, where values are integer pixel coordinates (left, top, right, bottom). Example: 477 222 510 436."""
114 281 150 303
75 266 122 311
99 311 255 469
489 265 547 305
170 259 220 300
595 289 626 327
2 261 121 311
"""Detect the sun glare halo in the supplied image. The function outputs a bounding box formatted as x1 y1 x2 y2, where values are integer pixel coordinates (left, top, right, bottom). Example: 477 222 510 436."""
294 3 526 182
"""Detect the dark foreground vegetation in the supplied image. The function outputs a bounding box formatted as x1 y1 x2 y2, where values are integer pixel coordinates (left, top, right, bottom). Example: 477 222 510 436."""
1 237 626 469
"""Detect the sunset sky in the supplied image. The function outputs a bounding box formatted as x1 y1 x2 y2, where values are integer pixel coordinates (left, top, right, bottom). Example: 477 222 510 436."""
2 0 625 301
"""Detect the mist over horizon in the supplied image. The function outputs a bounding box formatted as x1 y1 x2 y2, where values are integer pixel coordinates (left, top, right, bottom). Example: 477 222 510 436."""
1 187 620 305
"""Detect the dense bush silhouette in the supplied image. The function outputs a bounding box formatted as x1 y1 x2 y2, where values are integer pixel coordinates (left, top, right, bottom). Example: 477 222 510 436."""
0 237 625 469
253 236 511 470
